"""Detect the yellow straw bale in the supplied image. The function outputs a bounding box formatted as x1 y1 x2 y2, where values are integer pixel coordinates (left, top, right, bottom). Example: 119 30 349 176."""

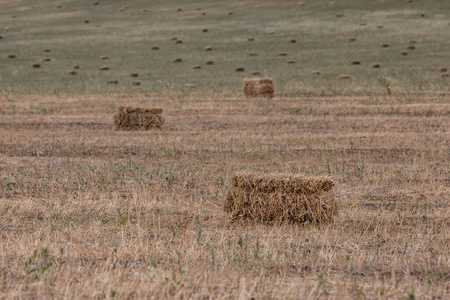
113 107 164 130
243 78 274 98
225 171 336 224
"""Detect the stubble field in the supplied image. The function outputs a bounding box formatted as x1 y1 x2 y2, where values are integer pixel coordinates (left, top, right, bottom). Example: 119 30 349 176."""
0 0 449 299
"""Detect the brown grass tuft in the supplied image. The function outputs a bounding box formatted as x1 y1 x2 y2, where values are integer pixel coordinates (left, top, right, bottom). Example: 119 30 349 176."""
224 171 336 224
244 78 274 98
114 106 164 130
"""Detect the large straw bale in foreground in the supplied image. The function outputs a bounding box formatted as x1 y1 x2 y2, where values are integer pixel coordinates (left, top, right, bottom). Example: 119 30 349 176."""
114 106 164 130
244 78 274 98
225 172 336 224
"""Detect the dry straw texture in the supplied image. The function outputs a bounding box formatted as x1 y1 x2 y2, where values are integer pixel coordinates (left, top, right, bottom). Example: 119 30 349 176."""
225 172 336 224
113 106 164 130
243 78 274 98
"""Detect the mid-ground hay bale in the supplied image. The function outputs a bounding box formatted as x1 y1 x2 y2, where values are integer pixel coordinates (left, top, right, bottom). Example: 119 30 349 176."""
224 172 336 224
244 78 274 98
113 107 164 130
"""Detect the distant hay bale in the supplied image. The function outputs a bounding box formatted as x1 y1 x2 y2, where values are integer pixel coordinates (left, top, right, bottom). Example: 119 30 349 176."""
201 12 206 16
286 60 295 64
8 54 16 58
151 46 159 50
381 44 389 48
107 80 118 84
130 73 139 77
244 78 274 98
142 8 148 12
32 64 41 68
408 45 415 50
171 37 178 41
349 38 357 42
44 49 51 52
114 106 164 130
174 58 182 63
68 71 77 75
176 40 183 44
401 52 408 56
235 67 245 72
185 84 196 88
420 14 425 17
248 38 255 42
339 74 350 79
278 53 287 56
99 66 109 71
409 40 416 44
224 171 336 224
290 39 296 43
177 8 182 11
100 56 108 60
372 63 380 68
439 68 447 72
336 14 344 18
42 58 51 62
442 74 449 78
228 11 233 15
204 46 212 51
312 70 321 75
84 20 89 23
248 52 258 56
359 22 367 26
202 29 208 32
73 64 80 69
205 60 214 65
193 65 201 69
132 81 141 86
251 71 261 76
377 25 384 29
56 4 61 8
197 8 202 11
94 1 99 5
351 61 361 65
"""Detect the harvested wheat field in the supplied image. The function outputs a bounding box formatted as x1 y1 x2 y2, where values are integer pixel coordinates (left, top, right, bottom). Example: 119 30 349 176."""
0 0 449 299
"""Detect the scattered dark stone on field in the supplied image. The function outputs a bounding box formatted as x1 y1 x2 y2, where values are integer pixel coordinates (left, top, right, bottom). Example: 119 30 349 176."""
336 14 344 18
372 63 380 68
248 38 255 42
193 65 201 69
151 46 159 50
287 60 295 64
202 29 208 32
278 53 287 56
349 38 357 42
99 66 109 70
249 53 258 56
251 71 261 76
352 61 361 65
84 20 89 23
44 49 51 52
381 44 389 48
439 68 447 72
107 80 118 84
290 39 296 43
205 61 214 65
339 74 350 79
42 58 51 62
8 54 16 58
73 64 80 69
408 45 415 50
401 52 408 56
174 58 182 63
312 70 321 75
377 25 384 29
100 56 108 60
175 40 183 44
130 73 139 77
204 46 212 51
235 67 244 72
68 71 77 75
132 81 141 86
442 73 449 78
32 64 41 68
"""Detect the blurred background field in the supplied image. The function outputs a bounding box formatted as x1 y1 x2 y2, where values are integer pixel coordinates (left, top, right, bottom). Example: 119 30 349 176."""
0 0 449 94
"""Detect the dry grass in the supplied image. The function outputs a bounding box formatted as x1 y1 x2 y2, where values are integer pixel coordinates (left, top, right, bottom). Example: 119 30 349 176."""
0 92 448 298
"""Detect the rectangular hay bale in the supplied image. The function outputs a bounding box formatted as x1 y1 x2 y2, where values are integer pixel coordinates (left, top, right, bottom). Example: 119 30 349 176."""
243 78 275 98
225 171 336 224
114 106 164 130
